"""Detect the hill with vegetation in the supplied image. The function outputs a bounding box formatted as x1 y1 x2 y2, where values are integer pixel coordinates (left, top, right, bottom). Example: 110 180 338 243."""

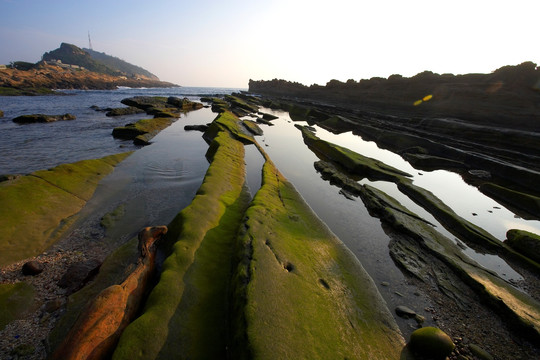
0 43 175 94
83 48 158 80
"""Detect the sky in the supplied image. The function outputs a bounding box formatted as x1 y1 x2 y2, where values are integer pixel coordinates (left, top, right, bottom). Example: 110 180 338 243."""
1 0 538 88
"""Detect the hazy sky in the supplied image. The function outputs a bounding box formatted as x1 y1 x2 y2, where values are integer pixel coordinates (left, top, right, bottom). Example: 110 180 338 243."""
1 0 538 88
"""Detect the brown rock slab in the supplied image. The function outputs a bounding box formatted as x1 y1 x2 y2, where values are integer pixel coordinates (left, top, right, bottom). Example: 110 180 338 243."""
50 226 167 360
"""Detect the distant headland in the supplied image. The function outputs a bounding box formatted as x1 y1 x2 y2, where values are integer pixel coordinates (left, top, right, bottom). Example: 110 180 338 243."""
0 43 177 95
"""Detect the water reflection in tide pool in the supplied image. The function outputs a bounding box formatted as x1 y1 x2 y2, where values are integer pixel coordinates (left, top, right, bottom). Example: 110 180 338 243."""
244 144 264 198
359 181 524 281
309 123 540 242
255 107 533 283
75 107 214 245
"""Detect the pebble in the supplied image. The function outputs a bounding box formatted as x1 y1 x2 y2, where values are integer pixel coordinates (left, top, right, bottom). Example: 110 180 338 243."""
44 298 63 313
22 261 44 276
395 305 416 318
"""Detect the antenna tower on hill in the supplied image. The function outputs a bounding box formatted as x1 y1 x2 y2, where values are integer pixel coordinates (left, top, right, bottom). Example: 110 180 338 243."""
88 31 93 51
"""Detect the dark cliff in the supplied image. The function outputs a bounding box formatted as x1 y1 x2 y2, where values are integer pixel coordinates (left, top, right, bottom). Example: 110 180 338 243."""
249 62 540 132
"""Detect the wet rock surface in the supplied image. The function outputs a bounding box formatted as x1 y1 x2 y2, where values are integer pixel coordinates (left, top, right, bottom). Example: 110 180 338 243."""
12 113 76 123
57 258 102 295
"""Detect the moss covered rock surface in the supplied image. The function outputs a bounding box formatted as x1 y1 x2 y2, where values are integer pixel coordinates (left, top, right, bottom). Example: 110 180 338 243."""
506 229 540 264
409 326 455 359
0 152 131 266
233 157 404 359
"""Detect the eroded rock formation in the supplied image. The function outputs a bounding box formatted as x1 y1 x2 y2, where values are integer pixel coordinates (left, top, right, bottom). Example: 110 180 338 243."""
51 226 167 360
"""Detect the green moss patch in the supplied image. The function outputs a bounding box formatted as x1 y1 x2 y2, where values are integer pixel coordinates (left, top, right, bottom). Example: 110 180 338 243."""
201 97 229 113
232 158 404 359
0 152 132 266
0 282 36 330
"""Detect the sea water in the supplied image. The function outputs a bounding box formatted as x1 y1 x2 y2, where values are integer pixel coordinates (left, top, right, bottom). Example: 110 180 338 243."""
0 87 243 174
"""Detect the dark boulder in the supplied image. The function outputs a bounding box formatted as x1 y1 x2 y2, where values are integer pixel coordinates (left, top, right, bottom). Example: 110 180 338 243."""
256 117 274 126
121 96 168 110
57 259 101 295
184 124 209 132
112 124 146 140
13 113 76 124
505 229 540 263
90 105 112 112
260 112 278 120
395 305 416 319
22 260 44 276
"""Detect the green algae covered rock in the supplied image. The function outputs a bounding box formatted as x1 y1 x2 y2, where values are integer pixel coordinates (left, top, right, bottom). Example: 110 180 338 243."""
232 158 405 359
506 229 540 264
112 116 251 360
112 117 174 143
12 113 76 124
298 124 411 181
224 94 259 113
409 326 454 359
318 115 356 133
242 119 263 136
0 152 132 266
397 180 503 251
204 110 255 145
480 182 540 220
0 282 36 331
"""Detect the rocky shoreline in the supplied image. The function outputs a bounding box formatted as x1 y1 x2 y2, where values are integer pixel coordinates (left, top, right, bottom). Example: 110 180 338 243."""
1 90 540 359
0 63 176 96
